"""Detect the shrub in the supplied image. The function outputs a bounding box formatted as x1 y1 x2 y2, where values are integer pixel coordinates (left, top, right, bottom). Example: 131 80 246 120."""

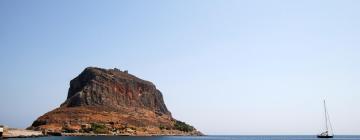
91 123 108 134
174 120 194 132
159 125 166 130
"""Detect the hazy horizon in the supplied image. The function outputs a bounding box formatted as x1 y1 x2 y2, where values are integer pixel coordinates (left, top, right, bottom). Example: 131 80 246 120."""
1 0 360 135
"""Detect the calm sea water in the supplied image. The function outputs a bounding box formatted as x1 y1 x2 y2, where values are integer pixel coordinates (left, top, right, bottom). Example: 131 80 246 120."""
9 135 360 140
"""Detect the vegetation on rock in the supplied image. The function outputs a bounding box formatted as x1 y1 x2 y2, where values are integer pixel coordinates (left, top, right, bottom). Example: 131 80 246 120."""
90 123 108 134
174 120 194 132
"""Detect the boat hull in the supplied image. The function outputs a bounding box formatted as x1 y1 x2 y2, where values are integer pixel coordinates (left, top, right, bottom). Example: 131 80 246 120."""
317 135 333 138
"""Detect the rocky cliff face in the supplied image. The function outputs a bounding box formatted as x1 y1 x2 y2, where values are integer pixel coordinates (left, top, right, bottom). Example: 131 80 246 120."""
30 67 201 136
62 67 170 115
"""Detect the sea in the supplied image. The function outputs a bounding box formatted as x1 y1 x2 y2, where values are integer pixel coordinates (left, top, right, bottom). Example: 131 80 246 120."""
9 135 360 140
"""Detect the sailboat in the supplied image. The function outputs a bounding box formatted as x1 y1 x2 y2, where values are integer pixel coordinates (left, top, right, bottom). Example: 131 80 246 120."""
317 100 334 138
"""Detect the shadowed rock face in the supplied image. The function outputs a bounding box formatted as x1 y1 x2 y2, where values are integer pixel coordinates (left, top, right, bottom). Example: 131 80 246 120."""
30 67 201 135
62 67 170 115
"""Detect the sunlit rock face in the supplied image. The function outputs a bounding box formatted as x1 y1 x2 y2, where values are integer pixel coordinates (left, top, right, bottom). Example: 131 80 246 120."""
62 67 170 116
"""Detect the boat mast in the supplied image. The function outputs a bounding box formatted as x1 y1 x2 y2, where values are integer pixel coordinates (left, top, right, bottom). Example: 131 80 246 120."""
324 100 328 132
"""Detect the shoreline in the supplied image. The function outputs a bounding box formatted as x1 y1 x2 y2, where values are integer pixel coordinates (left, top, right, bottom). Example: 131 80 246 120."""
3 128 203 138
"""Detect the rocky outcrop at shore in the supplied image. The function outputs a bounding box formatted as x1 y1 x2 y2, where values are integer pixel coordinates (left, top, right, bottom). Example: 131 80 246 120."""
29 67 202 136
3 128 44 138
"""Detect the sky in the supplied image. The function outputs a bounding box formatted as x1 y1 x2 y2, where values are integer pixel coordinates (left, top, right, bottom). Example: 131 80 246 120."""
1 0 360 135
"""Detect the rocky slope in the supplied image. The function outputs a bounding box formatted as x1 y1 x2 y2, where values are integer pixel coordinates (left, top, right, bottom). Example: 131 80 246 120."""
29 67 202 136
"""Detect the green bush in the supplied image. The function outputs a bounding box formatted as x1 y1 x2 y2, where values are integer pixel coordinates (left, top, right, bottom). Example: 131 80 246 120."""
91 123 108 134
174 120 194 132
159 125 166 130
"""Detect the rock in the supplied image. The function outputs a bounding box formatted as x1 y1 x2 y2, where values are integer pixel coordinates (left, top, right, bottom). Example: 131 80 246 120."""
3 128 44 138
29 67 202 136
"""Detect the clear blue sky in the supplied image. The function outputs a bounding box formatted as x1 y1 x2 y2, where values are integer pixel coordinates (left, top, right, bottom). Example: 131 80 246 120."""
1 0 360 135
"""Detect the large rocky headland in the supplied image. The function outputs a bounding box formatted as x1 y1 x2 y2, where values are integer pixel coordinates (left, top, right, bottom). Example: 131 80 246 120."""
29 67 202 136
